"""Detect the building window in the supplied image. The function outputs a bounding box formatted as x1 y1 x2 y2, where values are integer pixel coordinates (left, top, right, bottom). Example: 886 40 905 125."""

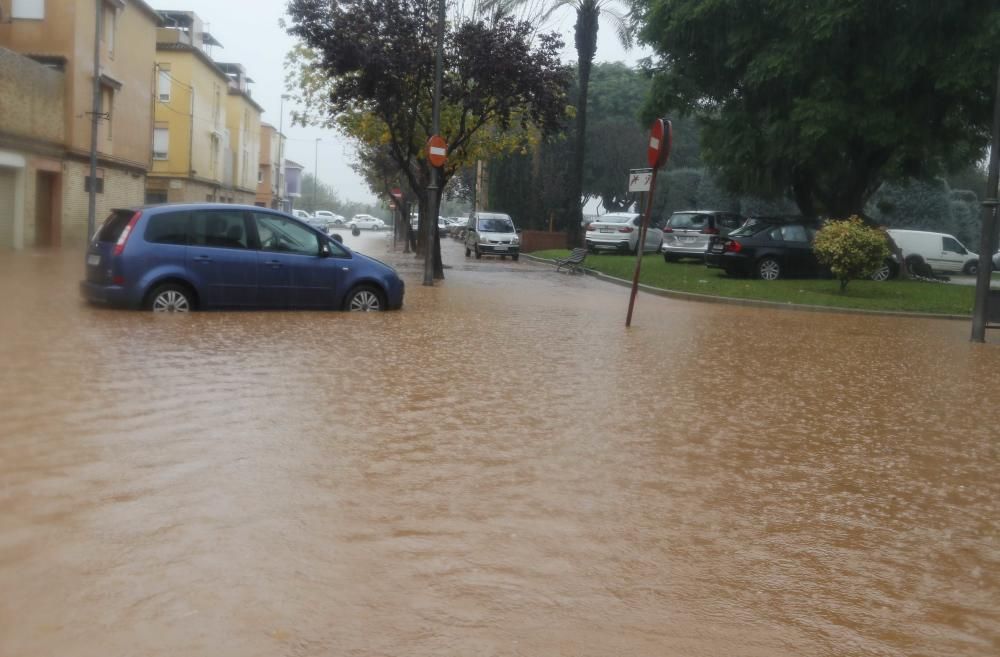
102 3 118 56
153 127 169 160
12 0 45 20
101 85 114 140
157 68 171 102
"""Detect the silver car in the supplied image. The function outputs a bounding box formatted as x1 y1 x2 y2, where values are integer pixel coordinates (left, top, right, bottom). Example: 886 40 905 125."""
661 210 744 262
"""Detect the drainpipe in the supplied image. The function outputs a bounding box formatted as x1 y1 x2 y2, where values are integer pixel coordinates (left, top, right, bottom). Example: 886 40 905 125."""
86 0 102 241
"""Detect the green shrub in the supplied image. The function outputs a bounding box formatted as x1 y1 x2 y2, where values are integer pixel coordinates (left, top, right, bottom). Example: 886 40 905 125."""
814 217 890 292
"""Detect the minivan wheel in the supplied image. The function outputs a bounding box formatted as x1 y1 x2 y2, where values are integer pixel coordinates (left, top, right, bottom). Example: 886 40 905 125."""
147 283 194 313
512 253 519 262
757 257 781 281
664 253 678 263
465 246 471 257
963 261 979 276
475 246 482 259
344 285 384 312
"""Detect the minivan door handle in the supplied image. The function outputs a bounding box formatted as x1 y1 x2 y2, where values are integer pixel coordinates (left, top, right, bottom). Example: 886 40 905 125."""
264 259 283 269
193 255 212 263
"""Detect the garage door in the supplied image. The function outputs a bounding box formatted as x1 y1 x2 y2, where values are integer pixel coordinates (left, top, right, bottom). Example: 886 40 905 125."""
0 167 15 249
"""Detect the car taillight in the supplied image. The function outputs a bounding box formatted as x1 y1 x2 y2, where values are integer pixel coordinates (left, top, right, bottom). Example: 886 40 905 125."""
724 240 742 253
662 227 673 233
701 226 719 235
618 226 634 233
113 211 142 256
586 224 597 231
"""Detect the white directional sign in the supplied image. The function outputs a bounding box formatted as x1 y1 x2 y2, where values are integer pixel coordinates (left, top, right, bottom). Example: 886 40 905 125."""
628 168 653 192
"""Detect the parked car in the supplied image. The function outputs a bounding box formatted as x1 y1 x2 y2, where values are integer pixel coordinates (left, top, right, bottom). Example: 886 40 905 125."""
709 216 824 280
80 204 404 312
993 250 1000 271
464 211 520 260
291 209 312 221
312 210 337 229
584 213 663 254
350 214 385 230
887 229 981 275
661 210 744 262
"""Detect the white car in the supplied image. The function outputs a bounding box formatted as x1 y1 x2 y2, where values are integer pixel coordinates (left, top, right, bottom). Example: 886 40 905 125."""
350 214 385 230
585 212 664 254
291 209 312 221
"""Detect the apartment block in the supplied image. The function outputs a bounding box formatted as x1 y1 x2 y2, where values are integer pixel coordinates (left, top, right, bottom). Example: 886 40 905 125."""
0 0 160 247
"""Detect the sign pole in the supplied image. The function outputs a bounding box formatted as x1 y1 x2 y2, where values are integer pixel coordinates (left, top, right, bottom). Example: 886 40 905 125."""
626 168 660 327
626 118 671 327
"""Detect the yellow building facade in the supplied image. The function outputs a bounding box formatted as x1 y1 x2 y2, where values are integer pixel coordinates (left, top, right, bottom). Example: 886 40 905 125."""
145 13 261 205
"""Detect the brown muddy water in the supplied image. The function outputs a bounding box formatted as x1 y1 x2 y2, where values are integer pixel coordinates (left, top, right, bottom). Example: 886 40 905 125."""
1 234 998 657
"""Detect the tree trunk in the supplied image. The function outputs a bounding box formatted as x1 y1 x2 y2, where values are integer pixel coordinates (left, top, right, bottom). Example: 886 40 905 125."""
567 3 599 248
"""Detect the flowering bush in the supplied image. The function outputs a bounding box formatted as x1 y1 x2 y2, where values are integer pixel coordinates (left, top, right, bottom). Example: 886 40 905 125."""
813 216 890 292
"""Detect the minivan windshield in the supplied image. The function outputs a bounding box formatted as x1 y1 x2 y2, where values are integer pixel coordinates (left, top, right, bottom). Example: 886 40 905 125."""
478 217 514 233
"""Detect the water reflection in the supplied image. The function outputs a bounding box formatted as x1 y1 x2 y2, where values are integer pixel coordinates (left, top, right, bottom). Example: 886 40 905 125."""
0 238 997 657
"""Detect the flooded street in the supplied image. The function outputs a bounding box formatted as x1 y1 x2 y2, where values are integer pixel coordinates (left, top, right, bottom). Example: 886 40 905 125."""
1 233 998 657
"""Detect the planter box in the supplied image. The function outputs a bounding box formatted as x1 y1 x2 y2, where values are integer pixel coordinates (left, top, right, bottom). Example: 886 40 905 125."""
520 230 569 253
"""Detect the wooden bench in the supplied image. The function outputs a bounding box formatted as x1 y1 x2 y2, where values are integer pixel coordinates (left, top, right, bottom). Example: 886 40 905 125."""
555 247 588 274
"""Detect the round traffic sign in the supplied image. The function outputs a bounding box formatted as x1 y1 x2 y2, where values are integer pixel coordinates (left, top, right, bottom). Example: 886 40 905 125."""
427 135 447 168
647 119 673 169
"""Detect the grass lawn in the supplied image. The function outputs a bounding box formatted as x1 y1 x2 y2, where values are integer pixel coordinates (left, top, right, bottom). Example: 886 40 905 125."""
531 250 977 315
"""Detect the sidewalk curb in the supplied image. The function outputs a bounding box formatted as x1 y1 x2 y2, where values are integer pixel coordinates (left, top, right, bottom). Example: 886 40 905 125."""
522 254 970 322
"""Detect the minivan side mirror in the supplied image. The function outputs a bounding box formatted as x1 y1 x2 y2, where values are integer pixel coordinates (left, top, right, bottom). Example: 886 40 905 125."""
320 243 331 257
516 227 523 234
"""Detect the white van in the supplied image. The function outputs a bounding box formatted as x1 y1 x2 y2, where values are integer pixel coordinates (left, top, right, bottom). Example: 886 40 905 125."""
465 211 520 260
886 229 980 275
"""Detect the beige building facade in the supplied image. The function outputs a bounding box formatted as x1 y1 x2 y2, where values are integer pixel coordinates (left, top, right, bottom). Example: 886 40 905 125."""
255 123 285 209
0 0 160 247
0 47 64 249
219 62 262 205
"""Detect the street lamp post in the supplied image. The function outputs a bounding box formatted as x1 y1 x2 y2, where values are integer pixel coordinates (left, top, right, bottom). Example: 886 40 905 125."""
313 137 321 213
277 94 289 211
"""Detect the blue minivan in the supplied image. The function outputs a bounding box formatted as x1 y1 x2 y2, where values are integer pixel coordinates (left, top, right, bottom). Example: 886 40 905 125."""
80 204 404 312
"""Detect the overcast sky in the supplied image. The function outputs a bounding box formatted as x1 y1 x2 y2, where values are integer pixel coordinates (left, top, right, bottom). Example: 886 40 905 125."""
152 0 651 204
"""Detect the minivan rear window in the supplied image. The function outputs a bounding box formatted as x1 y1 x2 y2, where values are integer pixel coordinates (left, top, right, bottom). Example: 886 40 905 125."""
96 210 136 242
668 213 708 229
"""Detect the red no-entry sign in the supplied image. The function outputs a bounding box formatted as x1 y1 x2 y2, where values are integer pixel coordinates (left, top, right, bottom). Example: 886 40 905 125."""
647 118 673 169
427 135 447 168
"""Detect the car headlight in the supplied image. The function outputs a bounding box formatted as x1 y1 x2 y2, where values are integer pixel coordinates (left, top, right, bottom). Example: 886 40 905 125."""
511 235 520 244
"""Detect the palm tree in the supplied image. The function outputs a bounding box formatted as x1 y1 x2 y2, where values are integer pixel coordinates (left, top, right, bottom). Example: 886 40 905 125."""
543 0 632 245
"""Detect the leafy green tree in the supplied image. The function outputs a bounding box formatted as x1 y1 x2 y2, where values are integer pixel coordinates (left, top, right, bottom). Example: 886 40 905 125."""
636 0 1000 218
285 0 570 277
814 217 891 292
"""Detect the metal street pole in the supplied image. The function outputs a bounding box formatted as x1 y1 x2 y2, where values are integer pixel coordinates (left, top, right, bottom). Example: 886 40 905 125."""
313 137 320 213
625 169 660 327
277 94 288 210
971 60 1000 342
87 0 102 241
423 0 446 286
